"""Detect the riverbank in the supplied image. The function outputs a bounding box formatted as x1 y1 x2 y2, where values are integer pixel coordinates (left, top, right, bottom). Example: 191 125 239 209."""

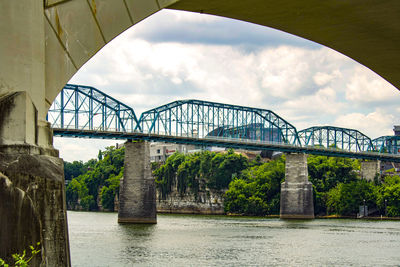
67 208 400 221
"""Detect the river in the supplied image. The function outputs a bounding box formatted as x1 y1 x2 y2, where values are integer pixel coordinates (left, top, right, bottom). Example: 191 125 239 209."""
68 211 400 266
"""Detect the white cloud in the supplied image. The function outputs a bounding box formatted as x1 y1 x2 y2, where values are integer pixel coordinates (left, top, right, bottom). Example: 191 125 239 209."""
281 87 342 116
62 10 400 161
345 66 400 103
334 109 396 138
54 137 120 162
313 70 341 86
258 46 311 98
167 9 220 23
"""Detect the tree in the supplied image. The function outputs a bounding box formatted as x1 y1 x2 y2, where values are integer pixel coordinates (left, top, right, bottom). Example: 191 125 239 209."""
153 152 185 199
326 180 376 216
100 170 123 211
224 156 285 215
64 160 86 180
65 146 125 210
377 175 400 216
207 150 248 190
307 155 360 214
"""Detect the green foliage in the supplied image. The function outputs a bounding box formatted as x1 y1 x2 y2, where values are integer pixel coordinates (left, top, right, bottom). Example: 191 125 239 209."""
224 157 285 215
153 152 185 199
64 143 400 218
100 169 123 210
64 160 86 180
65 146 125 211
207 149 248 190
326 180 376 215
307 155 360 215
377 175 400 216
308 155 359 193
66 178 88 209
153 150 250 200
0 242 41 267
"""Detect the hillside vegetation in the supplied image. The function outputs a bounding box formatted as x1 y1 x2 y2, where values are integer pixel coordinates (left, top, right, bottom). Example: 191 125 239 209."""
65 146 400 217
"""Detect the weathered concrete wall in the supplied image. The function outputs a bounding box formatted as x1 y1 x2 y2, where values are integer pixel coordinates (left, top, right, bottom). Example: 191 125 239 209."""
361 160 381 181
280 153 314 219
157 190 225 215
0 5 68 263
0 149 70 267
118 141 156 223
0 78 70 265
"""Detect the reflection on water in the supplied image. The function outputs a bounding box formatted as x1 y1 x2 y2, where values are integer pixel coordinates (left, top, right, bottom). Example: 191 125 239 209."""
68 212 400 266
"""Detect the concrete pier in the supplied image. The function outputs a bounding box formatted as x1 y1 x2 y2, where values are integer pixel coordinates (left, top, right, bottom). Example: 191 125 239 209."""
0 91 70 265
118 141 156 224
361 160 381 181
0 148 70 266
280 153 314 219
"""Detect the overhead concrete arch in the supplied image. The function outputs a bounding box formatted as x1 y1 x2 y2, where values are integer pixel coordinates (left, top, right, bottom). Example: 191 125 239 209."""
42 0 400 113
2 0 398 139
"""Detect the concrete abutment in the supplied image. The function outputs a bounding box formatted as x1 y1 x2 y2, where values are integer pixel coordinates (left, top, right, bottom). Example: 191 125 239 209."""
280 153 314 219
0 92 71 266
118 141 157 224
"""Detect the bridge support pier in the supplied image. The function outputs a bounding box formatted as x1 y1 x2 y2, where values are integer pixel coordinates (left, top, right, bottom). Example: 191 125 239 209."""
0 92 70 266
361 160 381 181
280 153 314 219
118 141 156 224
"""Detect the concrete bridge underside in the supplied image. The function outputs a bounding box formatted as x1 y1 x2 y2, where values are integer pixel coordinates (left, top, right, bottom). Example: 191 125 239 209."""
1 0 400 266
2 0 400 147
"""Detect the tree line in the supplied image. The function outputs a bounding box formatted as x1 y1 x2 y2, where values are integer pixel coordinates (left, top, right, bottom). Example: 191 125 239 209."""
65 146 124 211
64 145 400 217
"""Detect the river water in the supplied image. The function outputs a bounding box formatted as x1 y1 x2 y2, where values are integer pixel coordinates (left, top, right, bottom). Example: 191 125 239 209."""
68 211 400 266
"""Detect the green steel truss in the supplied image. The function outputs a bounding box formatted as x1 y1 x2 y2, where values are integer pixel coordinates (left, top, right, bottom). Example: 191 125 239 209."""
47 84 139 132
298 126 374 152
48 85 400 160
136 99 300 145
372 136 400 154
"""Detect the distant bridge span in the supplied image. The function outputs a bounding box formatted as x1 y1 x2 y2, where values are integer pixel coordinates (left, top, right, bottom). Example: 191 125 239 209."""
49 84 400 162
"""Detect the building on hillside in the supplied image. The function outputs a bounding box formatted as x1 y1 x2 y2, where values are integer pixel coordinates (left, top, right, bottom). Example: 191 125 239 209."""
150 143 197 162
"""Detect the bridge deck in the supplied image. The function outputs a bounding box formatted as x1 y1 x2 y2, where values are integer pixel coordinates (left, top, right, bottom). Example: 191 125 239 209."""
53 128 400 162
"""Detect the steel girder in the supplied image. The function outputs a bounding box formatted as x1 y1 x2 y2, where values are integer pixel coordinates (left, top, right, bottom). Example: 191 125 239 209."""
298 126 374 152
47 84 139 132
136 99 300 145
48 85 400 160
372 136 400 154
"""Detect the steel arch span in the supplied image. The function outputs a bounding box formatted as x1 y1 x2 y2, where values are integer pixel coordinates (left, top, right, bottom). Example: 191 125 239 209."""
136 99 300 145
47 84 140 134
372 136 400 154
49 85 400 162
298 126 374 153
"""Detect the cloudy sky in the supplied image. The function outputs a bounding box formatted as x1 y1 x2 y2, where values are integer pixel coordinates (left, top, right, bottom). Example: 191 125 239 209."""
54 9 400 162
